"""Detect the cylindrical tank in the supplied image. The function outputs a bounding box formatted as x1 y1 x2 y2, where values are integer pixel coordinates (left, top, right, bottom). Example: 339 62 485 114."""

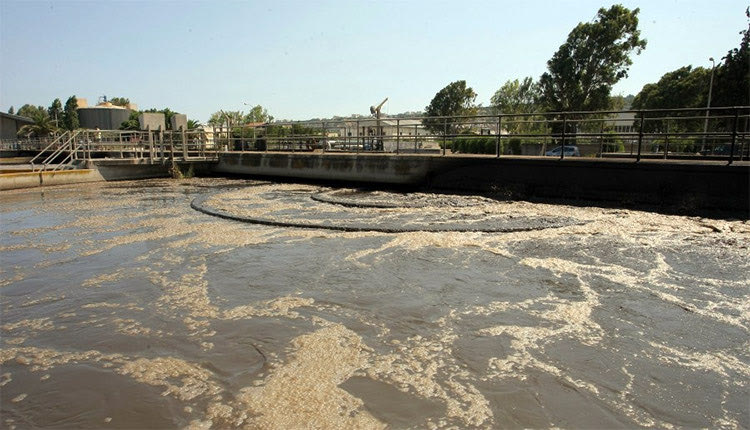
78 103 132 130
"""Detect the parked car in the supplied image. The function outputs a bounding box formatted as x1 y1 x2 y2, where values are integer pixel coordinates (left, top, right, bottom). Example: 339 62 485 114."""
700 144 732 156
545 145 580 157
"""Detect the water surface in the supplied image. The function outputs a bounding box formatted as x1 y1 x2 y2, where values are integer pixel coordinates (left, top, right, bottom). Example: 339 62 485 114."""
1 179 748 429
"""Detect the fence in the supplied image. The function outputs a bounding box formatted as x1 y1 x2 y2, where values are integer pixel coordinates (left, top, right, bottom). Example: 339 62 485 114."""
210 106 749 163
17 129 220 171
5 106 749 166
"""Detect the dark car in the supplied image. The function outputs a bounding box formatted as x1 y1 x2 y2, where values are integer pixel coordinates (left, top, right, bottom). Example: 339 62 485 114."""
700 144 732 156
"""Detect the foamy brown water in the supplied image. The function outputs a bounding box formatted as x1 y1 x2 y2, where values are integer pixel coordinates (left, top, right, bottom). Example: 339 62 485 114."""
1 178 748 429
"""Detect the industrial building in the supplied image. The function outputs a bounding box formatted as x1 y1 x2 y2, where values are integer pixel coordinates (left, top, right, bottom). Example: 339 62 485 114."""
78 101 132 130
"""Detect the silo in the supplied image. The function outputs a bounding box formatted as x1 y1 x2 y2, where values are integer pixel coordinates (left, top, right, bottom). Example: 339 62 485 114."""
78 102 132 130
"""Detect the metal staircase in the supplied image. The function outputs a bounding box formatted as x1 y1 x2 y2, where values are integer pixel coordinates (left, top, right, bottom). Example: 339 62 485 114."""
29 130 83 172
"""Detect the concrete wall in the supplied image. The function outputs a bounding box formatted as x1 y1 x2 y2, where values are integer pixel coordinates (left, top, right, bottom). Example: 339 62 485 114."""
217 152 435 184
0 169 105 191
139 113 166 131
85 159 171 181
214 152 749 214
170 114 187 131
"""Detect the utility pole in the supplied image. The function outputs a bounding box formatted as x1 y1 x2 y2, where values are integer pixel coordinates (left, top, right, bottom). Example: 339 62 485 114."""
701 57 716 152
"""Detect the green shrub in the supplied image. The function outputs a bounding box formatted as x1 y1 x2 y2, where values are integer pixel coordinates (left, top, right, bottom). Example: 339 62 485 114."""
601 132 626 153
451 137 500 154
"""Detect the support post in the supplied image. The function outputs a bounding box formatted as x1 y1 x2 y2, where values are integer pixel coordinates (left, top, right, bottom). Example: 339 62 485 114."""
729 107 739 165
636 111 645 162
414 124 418 152
496 115 501 158
396 119 400 154
147 126 153 164
443 118 447 156
322 121 326 153
560 114 567 160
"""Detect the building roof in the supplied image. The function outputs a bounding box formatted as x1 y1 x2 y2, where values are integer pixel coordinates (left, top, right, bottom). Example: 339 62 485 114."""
78 102 130 110
0 112 35 124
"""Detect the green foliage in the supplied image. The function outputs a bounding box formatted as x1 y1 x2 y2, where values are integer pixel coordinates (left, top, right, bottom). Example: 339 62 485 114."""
507 138 523 155
608 94 635 111
632 66 710 132
423 80 478 135
119 111 141 130
48 98 63 125
450 137 500 155
17 104 47 119
600 131 626 152
8 106 14 115
712 8 750 107
109 97 130 107
539 5 646 112
208 105 273 128
491 77 540 116
187 119 202 130
17 111 57 137
632 66 709 110
491 77 548 136
244 104 273 123
207 110 243 127
63 96 79 130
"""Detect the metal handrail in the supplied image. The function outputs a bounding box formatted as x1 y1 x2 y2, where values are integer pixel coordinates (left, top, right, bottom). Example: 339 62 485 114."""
37 130 82 171
29 131 70 170
51 141 86 172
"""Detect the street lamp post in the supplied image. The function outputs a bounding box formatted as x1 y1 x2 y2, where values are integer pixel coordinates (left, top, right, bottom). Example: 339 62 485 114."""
701 57 716 152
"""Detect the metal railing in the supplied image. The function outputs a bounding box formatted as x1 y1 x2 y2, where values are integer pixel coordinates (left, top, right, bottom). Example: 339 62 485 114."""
18 129 220 170
7 106 749 168
210 106 749 164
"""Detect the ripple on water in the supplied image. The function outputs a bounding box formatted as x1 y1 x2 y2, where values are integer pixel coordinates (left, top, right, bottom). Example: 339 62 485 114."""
0 178 748 429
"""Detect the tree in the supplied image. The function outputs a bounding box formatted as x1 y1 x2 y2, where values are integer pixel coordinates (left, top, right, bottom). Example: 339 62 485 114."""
244 104 273 123
207 110 243 127
491 77 540 114
712 7 749 108
119 111 140 130
109 97 130 107
17 111 57 138
631 66 711 132
63 96 79 130
48 98 63 126
17 104 47 119
423 80 478 135
187 119 202 130
632 66 709 110
490 77 545 135
8 106 14 115
538 5 647 112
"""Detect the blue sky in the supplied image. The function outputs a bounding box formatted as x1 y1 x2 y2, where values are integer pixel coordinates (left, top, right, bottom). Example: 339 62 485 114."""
1 0 746 122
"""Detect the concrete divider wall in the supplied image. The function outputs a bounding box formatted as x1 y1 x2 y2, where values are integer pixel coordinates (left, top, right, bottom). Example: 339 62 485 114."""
429 158 749 212
217 152 434 184
0 169 105 191
215 152 749 214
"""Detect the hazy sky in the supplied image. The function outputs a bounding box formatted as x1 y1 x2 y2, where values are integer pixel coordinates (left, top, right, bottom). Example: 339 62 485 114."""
1 0 746 122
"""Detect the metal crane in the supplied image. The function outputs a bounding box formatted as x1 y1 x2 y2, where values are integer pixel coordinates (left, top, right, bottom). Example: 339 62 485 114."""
370 97 388 150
